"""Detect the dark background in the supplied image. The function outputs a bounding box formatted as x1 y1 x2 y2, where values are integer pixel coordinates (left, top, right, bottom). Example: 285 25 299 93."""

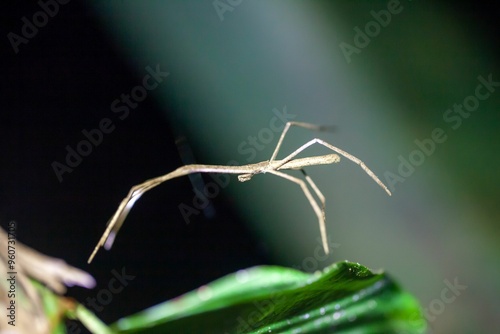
1 1 499 332
1 1 267 329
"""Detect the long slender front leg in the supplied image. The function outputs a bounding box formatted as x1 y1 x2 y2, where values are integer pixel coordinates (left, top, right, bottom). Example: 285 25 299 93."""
88 177 165 263
89 167 202 263
89 163 258 263
266 170 330 254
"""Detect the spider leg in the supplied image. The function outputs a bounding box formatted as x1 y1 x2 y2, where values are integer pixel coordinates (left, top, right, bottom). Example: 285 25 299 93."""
300 169 329 253
88 178 160 263
89 163 258 263
274 138 391 196
269 121 331 163
267 169 330 255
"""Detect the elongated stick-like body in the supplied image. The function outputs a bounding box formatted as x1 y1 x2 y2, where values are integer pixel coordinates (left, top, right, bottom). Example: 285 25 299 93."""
88 122 390 263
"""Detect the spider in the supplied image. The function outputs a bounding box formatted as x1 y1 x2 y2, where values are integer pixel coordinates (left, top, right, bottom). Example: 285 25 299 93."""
88 122 391 263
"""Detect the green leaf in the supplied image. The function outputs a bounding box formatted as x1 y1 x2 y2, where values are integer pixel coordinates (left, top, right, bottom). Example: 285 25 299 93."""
66 303 114 334
32 280 67 334
31 280 113 334
110 261 426 333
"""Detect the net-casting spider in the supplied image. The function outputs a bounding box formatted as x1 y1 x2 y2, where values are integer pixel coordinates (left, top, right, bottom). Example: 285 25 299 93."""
88 122 391 263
